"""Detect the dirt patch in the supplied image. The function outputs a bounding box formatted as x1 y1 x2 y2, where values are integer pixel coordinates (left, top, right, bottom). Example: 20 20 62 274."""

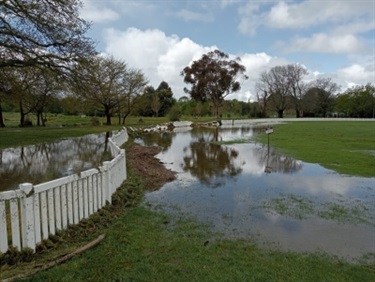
127 144 176 191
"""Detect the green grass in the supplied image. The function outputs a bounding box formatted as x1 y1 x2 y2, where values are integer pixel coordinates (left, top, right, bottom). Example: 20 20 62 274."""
256 121 375 177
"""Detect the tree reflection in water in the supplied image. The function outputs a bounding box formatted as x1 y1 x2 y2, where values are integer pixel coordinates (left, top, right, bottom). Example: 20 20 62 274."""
183 127 242 186
141 131 175 151
0 132 112 191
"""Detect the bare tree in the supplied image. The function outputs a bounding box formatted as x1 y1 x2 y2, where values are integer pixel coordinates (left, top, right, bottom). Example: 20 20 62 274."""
118 69 148 124
0 0 95 71
255 82 270 118
258 66 290 118
70 56 127 125
287 64 308 118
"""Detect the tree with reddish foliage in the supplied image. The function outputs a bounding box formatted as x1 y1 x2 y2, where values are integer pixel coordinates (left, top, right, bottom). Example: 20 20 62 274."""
181 50 248 125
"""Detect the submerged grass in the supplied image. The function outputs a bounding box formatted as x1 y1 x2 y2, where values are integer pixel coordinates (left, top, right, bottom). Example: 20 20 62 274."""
264 194 315 220
263 194 374 226
255 121 375 177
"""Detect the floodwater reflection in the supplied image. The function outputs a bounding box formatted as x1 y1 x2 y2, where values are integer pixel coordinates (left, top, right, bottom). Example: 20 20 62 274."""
143 125 375 261
0 132 112 191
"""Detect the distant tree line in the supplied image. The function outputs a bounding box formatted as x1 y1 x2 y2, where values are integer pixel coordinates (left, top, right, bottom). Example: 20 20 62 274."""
255 64 374 119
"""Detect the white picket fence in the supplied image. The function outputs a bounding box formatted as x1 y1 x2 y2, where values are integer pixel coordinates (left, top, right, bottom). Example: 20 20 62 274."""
0 128 128 253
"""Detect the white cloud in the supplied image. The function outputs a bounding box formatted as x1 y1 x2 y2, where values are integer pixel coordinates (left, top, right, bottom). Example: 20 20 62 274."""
238 0 374 34
286 33 366 54
81 1 119 23
337 63 375 87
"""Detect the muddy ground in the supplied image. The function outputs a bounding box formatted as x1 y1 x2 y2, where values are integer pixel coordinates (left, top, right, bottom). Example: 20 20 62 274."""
127 144 176 191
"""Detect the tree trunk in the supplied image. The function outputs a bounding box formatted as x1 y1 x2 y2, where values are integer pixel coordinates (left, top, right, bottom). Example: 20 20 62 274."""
122 113 129 125
19 101 25 126
41 112 46 126
215 104 222 126
295 109 301 118
0 102 5 127
37 112 41 126
277 109 284 118
105 107 111 125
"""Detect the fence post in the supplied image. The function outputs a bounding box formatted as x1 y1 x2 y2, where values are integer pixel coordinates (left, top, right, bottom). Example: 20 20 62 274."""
20 183 36 251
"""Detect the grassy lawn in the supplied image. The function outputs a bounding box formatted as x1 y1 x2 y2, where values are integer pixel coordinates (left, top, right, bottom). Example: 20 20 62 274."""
256 121 375 177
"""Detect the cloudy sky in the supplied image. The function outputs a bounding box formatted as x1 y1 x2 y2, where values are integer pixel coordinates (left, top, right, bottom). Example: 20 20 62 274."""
80 0 375 102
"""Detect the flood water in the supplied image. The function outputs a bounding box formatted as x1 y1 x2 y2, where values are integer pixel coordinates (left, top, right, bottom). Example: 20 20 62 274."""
142 125 375 261
0 132 113 192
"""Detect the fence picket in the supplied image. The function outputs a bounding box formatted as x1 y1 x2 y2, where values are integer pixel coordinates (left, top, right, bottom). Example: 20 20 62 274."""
0 201 7 253
67 182 73 225
61 184 68 229
55 187 62 231
40 191 48 240
48 189 55 235
33 193 41 244
10 198 21 250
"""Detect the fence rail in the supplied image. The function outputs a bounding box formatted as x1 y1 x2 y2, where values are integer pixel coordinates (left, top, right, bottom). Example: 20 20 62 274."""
0 128 128 253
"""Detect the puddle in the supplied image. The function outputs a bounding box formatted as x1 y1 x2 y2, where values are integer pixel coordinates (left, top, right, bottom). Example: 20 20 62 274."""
143 126 375 261
0 132 113 191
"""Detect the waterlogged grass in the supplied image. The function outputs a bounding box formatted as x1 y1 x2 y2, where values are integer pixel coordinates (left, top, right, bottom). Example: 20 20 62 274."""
13 207 375 282
255 121 375 177
264 194 315 220
319 202 374 225
263 194 374 226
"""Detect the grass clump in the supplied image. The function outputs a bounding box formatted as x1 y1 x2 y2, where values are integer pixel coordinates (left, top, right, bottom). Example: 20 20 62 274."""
263 194 374 226
264 194 315 220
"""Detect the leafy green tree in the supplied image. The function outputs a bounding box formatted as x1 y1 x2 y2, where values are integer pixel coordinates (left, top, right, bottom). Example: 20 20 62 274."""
151 94 161 117
134 86 155 117
337 84 375 118
312 78 340 117
181 50 248 124
156 81 175 116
